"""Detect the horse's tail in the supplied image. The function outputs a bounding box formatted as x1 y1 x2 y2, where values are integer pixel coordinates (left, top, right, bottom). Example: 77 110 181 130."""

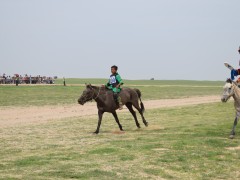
134 88 145 113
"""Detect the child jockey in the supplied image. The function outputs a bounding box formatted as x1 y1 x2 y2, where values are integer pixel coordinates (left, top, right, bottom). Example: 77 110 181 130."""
230 47 240 80
106 65 124 110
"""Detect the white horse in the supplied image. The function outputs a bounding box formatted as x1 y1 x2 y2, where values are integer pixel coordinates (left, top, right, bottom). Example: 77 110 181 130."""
221 79 240 139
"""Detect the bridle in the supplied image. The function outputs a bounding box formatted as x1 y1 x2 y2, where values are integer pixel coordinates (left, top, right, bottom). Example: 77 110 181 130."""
93 87 102 100
231 83 240 99
225 83 237 100
81 86 102 102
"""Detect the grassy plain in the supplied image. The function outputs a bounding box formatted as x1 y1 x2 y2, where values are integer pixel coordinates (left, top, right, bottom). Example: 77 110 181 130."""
1 79 238 180
0 103 239 179
0 79 223 106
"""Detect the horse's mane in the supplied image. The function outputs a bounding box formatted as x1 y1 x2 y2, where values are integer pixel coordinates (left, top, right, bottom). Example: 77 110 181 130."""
86 84 126 93
86 84 97 88
228 80 240 101
86 84 109 92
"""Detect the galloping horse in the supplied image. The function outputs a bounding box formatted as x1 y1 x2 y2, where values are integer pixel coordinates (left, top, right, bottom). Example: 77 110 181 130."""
221 79 240 139
78 84 148 134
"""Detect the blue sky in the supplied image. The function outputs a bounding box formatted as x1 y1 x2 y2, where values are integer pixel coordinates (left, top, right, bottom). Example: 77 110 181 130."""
0 0 239 80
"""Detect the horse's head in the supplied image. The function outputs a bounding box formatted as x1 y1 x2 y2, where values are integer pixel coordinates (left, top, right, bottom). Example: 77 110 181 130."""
78 84 95 105
221 79 235 103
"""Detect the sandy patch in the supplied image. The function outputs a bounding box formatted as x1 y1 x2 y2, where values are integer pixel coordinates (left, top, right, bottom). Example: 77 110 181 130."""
152 148 169 151
0 84 221 88
111 131 126 135
226 146 240 151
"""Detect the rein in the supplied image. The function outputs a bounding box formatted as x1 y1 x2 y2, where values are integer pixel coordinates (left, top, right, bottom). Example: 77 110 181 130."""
93 87 102 100
82 86 103 102
232 83 240 99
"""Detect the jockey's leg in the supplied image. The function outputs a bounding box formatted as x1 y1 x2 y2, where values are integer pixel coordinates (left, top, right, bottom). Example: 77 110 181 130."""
231 69 240 80
113 88 118 104
113 88 123 110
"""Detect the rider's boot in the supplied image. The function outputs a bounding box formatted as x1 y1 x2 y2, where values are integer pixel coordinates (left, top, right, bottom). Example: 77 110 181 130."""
114 93 123 110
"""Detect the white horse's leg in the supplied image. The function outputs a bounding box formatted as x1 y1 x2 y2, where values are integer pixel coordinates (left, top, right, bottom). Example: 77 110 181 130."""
230 115 239 139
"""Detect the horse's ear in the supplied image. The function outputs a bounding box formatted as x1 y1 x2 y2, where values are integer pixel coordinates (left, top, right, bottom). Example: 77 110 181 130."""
86 83 93 89
226 78 232 84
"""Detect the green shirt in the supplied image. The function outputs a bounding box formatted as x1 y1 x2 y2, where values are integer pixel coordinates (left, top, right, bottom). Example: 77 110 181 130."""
106 73 124 92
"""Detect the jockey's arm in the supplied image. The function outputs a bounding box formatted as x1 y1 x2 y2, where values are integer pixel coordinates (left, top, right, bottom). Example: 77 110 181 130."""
116 74 124 87
105 80 111 88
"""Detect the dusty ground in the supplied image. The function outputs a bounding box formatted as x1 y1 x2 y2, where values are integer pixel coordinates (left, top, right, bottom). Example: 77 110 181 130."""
226 146 240 150
0 84 221 87
0 95 221 127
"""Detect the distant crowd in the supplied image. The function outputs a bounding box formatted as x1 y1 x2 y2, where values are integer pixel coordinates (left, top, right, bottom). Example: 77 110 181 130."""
0 74 57 85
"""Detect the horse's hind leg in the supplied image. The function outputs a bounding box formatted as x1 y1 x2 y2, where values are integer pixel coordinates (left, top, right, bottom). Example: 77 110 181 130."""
132 101 148 127
112 111 124 131
230 117 238 139
125 102 141 128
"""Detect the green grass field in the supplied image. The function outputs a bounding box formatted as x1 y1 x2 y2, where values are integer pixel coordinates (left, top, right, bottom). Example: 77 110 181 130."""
1 79 238 180
0 103 239 179
55 78 224 86
0 79 223 107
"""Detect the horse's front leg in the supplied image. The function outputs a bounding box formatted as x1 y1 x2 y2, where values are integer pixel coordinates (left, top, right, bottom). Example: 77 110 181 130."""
230 117 238 139
94 110 104 134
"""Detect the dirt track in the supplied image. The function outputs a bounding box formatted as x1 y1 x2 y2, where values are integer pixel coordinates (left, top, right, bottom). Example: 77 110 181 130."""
0 95 221 127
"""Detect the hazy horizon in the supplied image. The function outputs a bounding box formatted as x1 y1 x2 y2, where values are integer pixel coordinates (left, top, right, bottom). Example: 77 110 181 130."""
1 0 240 80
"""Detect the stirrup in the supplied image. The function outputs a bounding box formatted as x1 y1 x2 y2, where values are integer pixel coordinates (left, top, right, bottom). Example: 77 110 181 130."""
119 104 123 110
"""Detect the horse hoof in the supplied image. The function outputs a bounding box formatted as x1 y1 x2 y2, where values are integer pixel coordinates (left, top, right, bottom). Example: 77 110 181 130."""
120 129 124 131
93 131 99 135
145 122 149 127
229 135 235 139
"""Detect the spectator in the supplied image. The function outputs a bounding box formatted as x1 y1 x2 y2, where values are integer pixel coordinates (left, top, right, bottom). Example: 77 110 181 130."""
63 77 66 86
16 75 19 86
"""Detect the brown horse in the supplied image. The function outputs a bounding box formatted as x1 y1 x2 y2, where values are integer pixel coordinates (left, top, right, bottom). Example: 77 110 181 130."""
78 84 148 134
